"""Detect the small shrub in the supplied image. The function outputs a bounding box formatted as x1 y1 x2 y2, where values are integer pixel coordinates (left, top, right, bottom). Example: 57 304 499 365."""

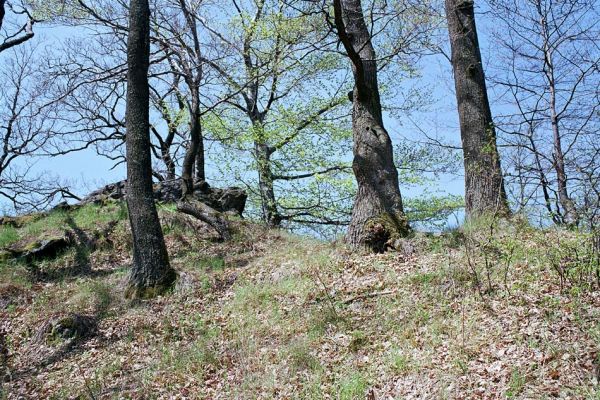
349 330 367 352
287 338 321 372
388 349 412 374
337 372 368 400
505 368 526 398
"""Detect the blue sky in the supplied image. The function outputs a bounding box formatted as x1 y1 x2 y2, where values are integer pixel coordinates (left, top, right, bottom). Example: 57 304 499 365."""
2 3 489 222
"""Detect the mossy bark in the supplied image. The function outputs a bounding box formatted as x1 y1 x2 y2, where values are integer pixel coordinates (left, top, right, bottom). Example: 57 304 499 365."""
362 212 411 253
333 0 411 252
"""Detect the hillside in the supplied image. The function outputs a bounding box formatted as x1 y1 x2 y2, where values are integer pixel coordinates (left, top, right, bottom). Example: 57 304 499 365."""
0 202 599 399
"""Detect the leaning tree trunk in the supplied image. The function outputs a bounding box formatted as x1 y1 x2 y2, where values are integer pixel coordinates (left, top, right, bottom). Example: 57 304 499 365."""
333 0 410 252
445 0 510 218
124 0 176 299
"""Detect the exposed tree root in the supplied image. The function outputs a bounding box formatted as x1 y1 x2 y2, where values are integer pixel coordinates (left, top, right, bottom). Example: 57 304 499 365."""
176 198 232 241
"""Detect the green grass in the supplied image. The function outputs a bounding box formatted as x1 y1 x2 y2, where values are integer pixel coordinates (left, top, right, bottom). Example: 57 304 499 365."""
0 225 18 248
72 202 128 229
286 337 322 372
505 367 526 398
196 255 226 271
337 372 368 400
388 349 413 374
68 280 116 316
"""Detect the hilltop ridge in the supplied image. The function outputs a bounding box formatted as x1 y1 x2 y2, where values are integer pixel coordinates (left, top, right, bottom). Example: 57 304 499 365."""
0 203 599 399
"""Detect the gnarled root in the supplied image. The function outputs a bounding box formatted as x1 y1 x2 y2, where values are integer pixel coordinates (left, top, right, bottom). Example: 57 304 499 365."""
177 198 232 241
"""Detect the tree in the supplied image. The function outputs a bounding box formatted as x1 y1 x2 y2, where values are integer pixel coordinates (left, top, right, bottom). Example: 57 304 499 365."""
444 0 510 218
333 0 410 252
199 0 351 227
0 0 35 53
0 47 75 213
151 0 205 197
488 0 599 227
124 0 175 298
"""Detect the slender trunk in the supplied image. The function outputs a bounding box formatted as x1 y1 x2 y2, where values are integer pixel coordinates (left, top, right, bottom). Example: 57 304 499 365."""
334 0 410 252
537 0 578 227
178 0 203 197
125 0 175 298
160 143 176 180
195 122 205 182
181 90 200 198
253 128 281 227
548 72 578 226
0 1 5 32
445 0 510 218
528 128 560 224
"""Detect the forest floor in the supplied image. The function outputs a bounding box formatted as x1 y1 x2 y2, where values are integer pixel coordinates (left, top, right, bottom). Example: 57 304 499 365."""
0 202 599 399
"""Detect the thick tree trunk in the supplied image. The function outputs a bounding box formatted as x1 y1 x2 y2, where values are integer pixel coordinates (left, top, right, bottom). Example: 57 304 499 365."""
334 0 410 252
445 0 510 218
248 116 281 227
124 0 175 298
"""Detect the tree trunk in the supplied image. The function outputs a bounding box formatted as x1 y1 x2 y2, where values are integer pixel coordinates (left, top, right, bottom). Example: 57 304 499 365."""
333 0 410 252
195 122 205 182
124 0 175 299
177 199 231 241
543 37 578 226
445 0 510 218
160 143 176 180
254 137 281 227
0 1 5 32
181 91 201 198
549 91 578 226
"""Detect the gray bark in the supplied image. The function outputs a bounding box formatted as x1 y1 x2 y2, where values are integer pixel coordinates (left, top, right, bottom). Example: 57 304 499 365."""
176 198 231 241
254 135 280 227
334 0 410 252
177 0 205 197
542 25 579 226
195 123 205 182
445 0 510 218
124 0 175 298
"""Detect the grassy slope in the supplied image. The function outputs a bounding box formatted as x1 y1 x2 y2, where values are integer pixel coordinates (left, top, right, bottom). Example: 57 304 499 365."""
0 203 599 399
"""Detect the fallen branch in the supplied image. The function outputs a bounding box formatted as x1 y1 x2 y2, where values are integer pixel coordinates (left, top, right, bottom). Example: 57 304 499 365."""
177 198 232 240
342 289 397 304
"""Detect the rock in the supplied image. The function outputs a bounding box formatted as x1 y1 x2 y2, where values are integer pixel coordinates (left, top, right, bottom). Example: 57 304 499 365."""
51 201 72 212
35 313 97 342
0 284 23 310
390 238 416 257
8 234 72 262
0 213 44 228
195 185 247 216
152 179 181 202
80 179 247 216
80 181 127 204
